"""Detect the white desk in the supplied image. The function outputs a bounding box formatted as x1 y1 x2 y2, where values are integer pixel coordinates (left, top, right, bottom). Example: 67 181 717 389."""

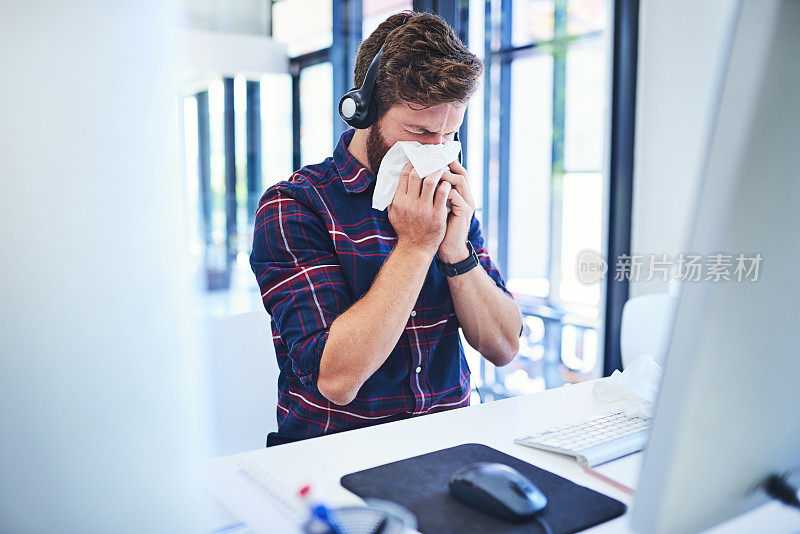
211 380 800 533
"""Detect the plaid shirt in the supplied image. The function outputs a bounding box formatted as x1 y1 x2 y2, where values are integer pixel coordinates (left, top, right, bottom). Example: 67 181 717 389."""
250 128 511 443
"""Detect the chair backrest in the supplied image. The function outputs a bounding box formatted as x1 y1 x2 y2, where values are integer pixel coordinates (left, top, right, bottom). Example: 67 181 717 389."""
620 293 677 369
202 311 279 457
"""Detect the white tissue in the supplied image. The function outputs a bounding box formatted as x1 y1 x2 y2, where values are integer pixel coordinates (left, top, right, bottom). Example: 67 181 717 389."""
372 139 461 210
593 354 663 418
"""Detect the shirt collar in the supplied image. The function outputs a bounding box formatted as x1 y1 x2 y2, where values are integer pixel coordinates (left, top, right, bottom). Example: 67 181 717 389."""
333 128 375 194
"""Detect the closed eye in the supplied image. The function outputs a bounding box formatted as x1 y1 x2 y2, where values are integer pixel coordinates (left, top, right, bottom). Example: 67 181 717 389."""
406 128 457 138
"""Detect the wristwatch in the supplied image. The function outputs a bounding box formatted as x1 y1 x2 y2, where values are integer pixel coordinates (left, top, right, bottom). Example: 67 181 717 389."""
435 241 479 277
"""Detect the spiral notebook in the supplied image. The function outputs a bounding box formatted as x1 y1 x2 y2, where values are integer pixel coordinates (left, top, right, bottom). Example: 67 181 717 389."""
206 461 306 534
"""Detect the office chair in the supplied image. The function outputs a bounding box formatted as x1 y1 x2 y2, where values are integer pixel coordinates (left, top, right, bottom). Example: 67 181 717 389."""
203 311 279 457
620 292 677 369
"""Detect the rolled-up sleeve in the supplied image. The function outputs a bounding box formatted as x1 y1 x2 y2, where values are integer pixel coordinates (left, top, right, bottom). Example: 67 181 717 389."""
249 187 351 385
467 214 512 297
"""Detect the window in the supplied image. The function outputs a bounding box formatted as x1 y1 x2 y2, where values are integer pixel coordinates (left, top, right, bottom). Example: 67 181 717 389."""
363 0 413 37
178 0 339 296
272 0 333 56
299 62 334 166
206 79 230 281
508 54 553 292
475 0 611 397
260 73 294 188
513 0 555 43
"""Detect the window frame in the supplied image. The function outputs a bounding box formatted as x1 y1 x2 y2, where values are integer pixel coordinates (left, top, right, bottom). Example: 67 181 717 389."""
478 0 636 387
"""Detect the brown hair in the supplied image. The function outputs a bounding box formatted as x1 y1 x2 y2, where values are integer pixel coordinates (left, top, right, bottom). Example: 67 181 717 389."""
353 11 483 118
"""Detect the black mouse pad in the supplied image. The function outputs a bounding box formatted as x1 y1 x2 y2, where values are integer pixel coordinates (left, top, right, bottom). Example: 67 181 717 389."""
340 443 627 534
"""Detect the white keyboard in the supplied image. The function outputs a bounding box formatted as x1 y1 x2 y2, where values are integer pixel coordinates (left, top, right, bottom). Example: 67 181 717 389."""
514 410 653 467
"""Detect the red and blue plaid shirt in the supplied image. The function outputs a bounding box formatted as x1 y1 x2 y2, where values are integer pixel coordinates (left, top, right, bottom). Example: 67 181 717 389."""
250 128 511 443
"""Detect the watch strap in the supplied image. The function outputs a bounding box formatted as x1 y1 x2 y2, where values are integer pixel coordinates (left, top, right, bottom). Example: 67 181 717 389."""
435 241 479 277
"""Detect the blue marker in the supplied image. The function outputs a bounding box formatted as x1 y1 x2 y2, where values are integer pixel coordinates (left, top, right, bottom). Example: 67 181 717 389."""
299 484 344 534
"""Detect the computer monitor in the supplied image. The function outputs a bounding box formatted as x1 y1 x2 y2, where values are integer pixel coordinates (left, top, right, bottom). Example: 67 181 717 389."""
630 1 800 532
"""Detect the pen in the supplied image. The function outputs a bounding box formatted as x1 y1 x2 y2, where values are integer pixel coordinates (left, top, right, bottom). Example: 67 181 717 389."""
310 502 344 534
299 484 345 534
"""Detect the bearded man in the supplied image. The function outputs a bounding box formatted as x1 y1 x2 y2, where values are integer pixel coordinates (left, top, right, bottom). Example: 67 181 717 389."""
251 11 522 446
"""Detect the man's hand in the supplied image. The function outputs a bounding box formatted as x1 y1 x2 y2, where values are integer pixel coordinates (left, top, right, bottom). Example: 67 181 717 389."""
318 162 453 405
320 162 452 405
437 160 476 263
388 162 452 256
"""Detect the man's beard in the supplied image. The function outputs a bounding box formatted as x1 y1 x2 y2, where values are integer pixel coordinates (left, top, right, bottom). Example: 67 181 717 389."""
365 120 392 177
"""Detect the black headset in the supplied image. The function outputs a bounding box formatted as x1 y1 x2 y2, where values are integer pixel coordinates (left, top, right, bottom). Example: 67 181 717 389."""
339 45 384 129
338 42 462 162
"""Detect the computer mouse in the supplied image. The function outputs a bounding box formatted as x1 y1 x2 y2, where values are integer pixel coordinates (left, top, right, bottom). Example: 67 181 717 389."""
448 462 548 522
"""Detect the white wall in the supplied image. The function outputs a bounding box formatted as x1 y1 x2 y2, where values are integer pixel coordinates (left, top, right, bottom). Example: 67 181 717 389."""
0 2 203 532
631 0 739 296
180 0 269 34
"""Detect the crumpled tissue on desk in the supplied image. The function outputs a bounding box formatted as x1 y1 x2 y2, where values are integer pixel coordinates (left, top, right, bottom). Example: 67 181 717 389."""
593 354 663 418
372 139 461 210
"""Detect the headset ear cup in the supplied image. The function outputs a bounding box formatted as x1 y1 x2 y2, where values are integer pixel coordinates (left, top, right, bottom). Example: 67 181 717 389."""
339 89 362 126
339 44 384 129
339 88 378 129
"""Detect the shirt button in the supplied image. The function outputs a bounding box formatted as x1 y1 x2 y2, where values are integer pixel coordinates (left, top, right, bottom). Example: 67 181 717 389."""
410 310 416 317
415 366 422 374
